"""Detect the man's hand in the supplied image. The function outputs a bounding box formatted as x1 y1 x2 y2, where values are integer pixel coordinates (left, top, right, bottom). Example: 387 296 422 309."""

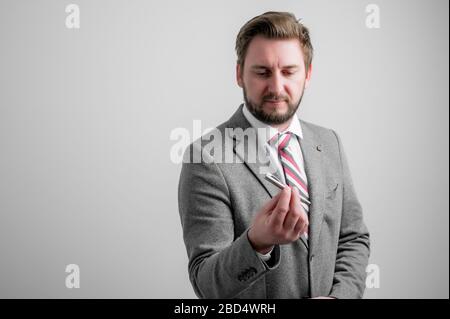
248 186 309 254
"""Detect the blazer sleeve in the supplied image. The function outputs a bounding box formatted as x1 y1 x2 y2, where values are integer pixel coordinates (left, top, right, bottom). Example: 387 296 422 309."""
329 130 371 299
178 141 280 299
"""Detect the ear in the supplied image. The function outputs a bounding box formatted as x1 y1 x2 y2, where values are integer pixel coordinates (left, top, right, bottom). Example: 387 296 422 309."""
304 63 312 89
236 63 244 88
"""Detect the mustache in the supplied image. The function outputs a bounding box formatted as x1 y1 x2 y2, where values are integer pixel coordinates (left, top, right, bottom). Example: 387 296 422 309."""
263 94 289 102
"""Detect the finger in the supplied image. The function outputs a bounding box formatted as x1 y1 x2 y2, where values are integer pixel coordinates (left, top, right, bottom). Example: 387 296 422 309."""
287 187 302 225
293 211 309 235
297 220 308 237
293 217 305 235
270 186 292 227
290 187 303 212
283 206 300 232
300 221 309 235
260 189 283 216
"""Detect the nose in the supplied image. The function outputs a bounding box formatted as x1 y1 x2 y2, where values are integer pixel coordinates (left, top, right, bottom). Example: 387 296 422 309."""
267 71 284 96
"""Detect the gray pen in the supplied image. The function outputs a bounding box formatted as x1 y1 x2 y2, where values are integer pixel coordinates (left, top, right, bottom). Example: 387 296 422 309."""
264 173 311 206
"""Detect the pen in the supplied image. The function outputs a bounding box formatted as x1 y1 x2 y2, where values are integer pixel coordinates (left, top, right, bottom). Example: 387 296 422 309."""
264 173 311 206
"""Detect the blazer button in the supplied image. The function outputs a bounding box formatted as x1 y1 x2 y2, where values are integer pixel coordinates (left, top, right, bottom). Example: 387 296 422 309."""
316 145 322 152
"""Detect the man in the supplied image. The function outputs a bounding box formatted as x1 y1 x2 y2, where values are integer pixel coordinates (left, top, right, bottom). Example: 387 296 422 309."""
178 11 370 299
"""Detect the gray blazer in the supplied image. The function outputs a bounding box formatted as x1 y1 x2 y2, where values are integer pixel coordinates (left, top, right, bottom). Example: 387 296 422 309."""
178 104 370 299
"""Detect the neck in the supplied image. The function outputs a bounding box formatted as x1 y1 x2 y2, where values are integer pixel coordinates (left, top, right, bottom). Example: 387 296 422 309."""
271 118 292 133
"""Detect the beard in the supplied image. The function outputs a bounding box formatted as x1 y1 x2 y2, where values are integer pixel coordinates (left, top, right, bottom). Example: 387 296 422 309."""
243 85 304 125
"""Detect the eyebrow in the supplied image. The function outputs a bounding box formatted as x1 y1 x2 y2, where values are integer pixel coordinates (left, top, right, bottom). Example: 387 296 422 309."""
250 64 300 70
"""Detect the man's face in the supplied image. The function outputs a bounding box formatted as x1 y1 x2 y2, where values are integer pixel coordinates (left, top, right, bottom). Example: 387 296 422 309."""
236 35 312 125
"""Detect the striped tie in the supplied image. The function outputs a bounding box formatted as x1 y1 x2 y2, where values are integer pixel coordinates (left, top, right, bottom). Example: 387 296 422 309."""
273 132 310 215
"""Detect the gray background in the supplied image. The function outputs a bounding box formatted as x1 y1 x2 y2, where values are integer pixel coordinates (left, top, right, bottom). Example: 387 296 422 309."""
0 0 448 298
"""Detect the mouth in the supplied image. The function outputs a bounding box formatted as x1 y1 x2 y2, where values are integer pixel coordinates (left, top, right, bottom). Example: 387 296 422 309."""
264 100 286 107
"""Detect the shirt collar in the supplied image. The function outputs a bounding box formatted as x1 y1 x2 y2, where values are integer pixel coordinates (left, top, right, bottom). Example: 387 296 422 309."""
242 103 304 144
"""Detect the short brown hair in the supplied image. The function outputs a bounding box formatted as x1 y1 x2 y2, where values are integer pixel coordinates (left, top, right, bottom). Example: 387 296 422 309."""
235 11 313 72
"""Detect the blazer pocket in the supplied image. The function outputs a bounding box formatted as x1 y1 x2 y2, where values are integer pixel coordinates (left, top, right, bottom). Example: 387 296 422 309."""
325 183 339 200
323 182 341 224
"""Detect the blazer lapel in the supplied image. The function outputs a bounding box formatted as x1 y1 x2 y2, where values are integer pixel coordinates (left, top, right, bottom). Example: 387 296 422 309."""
300 122 325 256
227 106 281 199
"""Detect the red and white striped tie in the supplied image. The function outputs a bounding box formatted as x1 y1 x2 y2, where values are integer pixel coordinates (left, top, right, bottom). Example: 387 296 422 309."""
273 132 310 214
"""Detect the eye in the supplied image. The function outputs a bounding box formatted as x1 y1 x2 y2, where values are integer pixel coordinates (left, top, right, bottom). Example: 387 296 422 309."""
255 71 270 77
283 70 295 76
